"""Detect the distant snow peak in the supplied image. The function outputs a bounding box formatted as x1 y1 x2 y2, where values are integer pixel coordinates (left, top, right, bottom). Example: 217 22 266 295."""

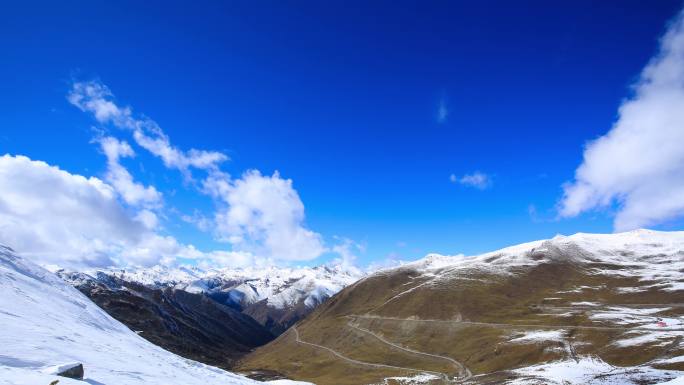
0 245 268 384
392 230 684 293
58 259 365 311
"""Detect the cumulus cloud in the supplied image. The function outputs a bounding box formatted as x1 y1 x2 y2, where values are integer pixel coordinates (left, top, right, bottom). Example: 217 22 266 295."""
559 10 684 231
207 170 326 262
0 154 145 266
68 81 227 177
450 171 492 190
65 79 342 266
0 154 253 268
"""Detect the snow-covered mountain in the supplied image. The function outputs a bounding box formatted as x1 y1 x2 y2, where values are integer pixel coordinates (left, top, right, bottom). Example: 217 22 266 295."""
59 262 364 335
241 229 684 385
90 263 363 310
396 229 684 291
0 244 310 385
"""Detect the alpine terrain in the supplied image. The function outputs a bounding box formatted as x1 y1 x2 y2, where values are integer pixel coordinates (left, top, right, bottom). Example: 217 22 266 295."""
0 244 311 385
52 262 362 369
238 230 684 385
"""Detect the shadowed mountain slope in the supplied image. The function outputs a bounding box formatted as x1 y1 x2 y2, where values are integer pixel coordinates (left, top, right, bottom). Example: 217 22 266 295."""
57 271 275 369
59 263 362 337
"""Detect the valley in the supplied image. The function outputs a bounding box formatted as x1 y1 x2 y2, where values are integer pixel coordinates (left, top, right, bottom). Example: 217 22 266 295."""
3 230 684 384
53 261 362 371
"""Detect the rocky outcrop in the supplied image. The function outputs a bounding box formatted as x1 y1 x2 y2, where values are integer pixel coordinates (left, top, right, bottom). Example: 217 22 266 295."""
56 363 84 379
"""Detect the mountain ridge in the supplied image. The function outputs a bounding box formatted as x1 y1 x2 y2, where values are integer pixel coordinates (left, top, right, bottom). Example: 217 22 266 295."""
238 229 684 385
55 261 364 335
0 244 311 384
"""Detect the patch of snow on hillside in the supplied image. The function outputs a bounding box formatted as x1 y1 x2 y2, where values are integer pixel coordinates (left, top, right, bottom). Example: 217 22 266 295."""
614 330 684 348
509 330 566 344
376 373 441 384
589 306 675 327
510 356 681 384
659 377 684 385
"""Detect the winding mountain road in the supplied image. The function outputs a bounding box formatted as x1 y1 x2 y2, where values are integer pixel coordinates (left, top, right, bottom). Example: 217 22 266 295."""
291 310 682 384
291 326 464 383
346 319 472 380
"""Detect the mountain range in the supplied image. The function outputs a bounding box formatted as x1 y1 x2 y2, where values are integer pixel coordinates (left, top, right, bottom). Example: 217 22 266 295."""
52 261 363 372
3 230 684 384
238 230 684 384
0 244 311 385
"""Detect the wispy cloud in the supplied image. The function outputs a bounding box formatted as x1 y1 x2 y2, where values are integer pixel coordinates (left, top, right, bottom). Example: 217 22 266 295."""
61 79 337 266
437 98 448 123
0 79 365 269
97 136 162 209
68 81 227 179
450 171 492 190
331 236 365 272
559 9 684 231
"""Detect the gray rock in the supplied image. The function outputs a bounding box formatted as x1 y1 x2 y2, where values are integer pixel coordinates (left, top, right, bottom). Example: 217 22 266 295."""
56 363 83 379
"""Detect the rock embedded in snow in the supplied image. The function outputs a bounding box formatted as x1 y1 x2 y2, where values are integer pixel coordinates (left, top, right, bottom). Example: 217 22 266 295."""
42 362 84 379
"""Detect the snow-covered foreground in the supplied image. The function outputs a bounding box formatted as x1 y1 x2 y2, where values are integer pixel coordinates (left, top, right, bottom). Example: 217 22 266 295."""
0 245 311 385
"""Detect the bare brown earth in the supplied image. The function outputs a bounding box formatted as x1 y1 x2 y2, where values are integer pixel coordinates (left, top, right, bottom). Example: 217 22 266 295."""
237 246 684 384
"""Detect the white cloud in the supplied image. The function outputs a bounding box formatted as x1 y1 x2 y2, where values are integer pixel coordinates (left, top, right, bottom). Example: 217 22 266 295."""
0 154 143 266
67 80 344 266
180 210 213 232
559 10 684 231
0 154 246 269
331 236 365 270
451 171 492 190
208 170 326 262
98 136 161 208
196 250 257 269
68 81 227 177
365 254 406 273
437 98 448 123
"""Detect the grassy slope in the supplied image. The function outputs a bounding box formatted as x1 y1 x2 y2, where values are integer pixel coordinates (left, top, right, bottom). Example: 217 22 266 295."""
238 254 684 384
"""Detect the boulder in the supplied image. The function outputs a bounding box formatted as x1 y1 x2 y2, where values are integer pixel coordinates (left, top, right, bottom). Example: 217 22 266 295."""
57 363 84 379
43 362 84 380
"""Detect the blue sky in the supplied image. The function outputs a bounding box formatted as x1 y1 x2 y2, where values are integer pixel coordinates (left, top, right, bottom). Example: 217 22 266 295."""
1 1 684 268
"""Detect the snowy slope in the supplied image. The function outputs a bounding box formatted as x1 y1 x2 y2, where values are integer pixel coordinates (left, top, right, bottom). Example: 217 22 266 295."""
374 229 684 385
0 245 310 385
398 229 684 289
